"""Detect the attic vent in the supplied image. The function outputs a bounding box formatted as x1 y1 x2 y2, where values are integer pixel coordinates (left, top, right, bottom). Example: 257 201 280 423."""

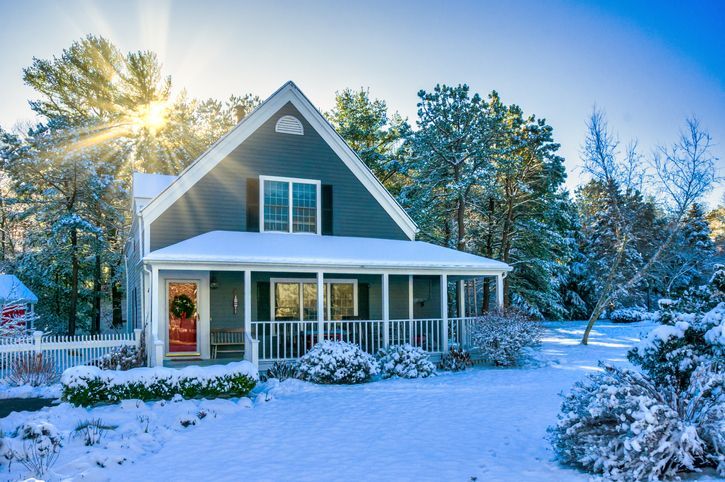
275 115 304 135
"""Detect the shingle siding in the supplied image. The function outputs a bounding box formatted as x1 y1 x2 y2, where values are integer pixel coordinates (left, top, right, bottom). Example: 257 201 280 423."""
150 102 408 251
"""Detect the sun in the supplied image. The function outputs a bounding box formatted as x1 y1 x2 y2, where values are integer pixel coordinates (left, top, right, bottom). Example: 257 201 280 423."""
132 100 169 134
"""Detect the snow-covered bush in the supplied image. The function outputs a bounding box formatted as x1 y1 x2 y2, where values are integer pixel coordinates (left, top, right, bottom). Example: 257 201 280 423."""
549 364 725 481
376 344 435 379
298 340 378 384
261 361 299 382
438 346 472 372
61 361 257 406
470 311 543 366
10 422 63 478
8 353 57 387
609 307 643 323
93 344 144 371
629 302 725 390
72 418 116 446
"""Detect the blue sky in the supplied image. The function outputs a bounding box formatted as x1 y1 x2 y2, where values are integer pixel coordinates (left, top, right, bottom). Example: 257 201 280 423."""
1 0 723 205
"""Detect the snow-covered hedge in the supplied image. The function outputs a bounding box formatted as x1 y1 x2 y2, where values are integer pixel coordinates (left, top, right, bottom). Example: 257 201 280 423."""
61 361 257 407
609 307 643 323
470 311 542 366
629 303 725 389
549 364 725 481
376 344 435 379
298 340 378 384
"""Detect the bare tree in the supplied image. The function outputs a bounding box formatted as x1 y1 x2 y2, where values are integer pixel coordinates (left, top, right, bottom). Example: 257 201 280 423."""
581 115 718 344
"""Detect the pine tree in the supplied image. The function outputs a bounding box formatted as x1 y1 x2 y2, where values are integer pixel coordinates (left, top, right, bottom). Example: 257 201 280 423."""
326 88 408 193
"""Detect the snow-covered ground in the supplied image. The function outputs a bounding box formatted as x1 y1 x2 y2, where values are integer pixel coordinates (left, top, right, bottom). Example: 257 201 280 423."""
1 320 719 481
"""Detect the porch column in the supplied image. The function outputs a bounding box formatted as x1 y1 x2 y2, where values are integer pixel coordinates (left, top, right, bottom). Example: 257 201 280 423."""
151 265 163 366
496 273 504 309
408 275 414 345
382 273 390 348
457 280 466 317
440 274 449 352
317 271 324 344
243 270 251 335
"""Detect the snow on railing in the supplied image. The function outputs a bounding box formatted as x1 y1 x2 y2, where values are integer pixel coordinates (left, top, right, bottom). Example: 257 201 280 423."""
251 317 477 361
0 330 141 380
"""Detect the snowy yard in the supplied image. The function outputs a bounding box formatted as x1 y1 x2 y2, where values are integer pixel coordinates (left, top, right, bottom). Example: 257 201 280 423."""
1 320 720 481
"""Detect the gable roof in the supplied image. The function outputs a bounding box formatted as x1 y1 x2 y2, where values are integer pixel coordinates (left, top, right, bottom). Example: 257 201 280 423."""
140 81 418 240
132 172 177 200
0 275 38 304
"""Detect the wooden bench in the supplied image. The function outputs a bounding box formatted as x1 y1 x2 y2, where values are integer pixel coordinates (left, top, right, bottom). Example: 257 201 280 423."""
210 329 245 359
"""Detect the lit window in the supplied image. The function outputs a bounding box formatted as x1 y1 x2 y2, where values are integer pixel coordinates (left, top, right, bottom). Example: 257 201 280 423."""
261 176 320 234
271 279 357 321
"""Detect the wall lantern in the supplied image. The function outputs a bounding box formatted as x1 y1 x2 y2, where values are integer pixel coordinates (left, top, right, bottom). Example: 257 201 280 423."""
232 289 239 315
210 276 219 290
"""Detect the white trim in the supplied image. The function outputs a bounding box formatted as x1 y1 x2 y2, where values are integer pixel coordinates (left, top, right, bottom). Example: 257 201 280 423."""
145 260 510 277
269 277 358 321
138 81 417 241
259 175 321 235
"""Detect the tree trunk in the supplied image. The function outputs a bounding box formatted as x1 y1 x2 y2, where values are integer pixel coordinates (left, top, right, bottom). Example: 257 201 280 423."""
112 280 123 327
582 222 682 344
92 244 101 334
68 227 79 336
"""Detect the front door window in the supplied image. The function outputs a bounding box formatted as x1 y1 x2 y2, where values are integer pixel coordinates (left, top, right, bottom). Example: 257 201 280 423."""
168 281 199 353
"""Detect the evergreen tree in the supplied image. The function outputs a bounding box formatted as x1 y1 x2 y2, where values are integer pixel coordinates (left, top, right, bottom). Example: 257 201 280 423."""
326 88 408 193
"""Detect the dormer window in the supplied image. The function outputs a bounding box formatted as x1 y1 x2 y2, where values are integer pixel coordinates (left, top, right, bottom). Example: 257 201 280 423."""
260 176 321 234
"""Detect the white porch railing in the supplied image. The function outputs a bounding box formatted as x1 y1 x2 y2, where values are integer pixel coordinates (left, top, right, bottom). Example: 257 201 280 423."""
0 330 141 380
250 317 477 361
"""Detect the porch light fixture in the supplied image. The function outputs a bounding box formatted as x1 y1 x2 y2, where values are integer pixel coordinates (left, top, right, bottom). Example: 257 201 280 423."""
232 289 239 315
210 276 218 290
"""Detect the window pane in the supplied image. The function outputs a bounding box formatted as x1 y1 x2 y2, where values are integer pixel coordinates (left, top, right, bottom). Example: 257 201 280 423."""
264 180 289 232
292 183 317 233
302 283 317 321
275 283 299 320
330 283 354 320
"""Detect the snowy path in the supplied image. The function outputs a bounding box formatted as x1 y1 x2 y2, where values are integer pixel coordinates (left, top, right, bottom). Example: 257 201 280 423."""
110 321 650 482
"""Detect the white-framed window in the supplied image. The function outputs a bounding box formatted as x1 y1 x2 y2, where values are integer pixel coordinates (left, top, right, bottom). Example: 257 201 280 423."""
259 176 321 234
270 278 358 321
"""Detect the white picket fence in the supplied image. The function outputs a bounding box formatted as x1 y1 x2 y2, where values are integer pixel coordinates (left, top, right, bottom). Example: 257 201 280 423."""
0 329 141 380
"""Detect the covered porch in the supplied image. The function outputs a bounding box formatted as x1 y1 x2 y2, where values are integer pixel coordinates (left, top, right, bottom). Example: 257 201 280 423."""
143 231 511 369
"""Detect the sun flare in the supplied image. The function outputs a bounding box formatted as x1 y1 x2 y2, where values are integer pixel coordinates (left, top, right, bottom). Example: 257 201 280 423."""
132 100 169 134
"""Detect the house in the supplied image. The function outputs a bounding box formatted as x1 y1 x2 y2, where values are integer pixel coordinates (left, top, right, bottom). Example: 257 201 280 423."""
0 274 38 331
125 81 512 369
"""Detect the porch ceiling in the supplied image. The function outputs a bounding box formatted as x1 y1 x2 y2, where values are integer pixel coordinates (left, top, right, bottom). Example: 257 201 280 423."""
143 231 512 274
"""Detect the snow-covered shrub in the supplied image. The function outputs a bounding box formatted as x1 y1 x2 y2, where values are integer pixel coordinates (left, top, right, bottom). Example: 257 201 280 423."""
61 361 257 406
298 340 378 384
376 344 435 379
72 418 117 446
8 353 57 387
609 307 643 323
549 364 725 481
438 346 472 372
261 361 300 382
629 302 725 390
711 264 725 292
93 344 144 371
11 422 63 478
470 311 543 366
178 415 198 428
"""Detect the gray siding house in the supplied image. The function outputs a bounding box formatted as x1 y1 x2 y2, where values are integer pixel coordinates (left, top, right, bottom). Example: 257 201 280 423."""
126 81 511 369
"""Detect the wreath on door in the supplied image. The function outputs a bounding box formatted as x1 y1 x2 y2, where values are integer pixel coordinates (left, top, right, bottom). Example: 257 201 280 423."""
171 294 196 320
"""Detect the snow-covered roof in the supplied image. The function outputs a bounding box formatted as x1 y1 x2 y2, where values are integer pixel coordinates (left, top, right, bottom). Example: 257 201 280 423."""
132 172 177 200
0 275 38 304
144 231 512 273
